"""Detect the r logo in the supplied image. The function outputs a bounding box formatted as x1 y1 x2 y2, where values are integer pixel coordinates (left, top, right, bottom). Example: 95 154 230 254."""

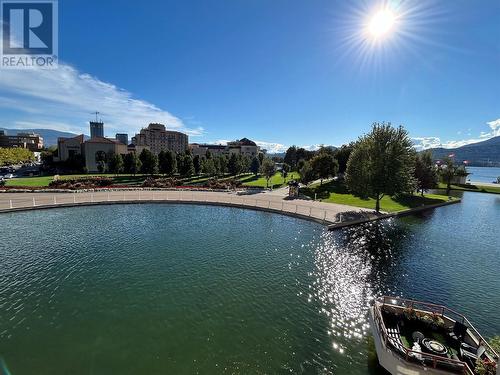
1 1 55 55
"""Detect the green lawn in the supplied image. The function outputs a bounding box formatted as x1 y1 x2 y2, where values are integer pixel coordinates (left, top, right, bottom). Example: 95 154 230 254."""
4 172 300 188
302 180 452 213
240 171 300 189
4 174 147 187
437 182 500 194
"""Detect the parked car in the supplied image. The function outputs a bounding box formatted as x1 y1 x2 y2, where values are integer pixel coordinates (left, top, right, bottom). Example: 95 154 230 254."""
2 173 14 179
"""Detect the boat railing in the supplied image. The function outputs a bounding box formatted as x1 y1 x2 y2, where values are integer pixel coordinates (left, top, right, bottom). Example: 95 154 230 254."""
378 296 499 362
373 298 476 375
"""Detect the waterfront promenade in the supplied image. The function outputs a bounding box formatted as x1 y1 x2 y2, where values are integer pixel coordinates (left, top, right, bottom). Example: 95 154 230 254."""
0 189 377 225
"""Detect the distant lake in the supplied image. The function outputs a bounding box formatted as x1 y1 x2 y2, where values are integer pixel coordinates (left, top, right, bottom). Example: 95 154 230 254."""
466 166 500 183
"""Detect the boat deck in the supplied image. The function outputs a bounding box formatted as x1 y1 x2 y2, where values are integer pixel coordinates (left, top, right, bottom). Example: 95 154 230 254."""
373 296 499 375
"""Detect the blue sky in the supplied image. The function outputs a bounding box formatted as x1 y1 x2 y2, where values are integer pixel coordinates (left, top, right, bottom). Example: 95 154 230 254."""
0 0 499 152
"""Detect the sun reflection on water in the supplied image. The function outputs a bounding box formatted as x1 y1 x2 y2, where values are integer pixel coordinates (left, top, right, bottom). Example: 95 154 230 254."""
307 219 409 355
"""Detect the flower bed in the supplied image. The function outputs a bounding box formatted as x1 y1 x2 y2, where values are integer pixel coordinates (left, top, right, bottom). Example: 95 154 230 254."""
48 177 113 190
142 177 180 188
203 178 242 190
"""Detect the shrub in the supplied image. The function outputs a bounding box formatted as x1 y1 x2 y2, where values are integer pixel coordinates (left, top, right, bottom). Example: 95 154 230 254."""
48 177 113 189
203 178 242 190
142 177 180 188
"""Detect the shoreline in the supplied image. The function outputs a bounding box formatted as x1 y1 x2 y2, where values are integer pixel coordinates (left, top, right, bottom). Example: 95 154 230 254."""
0 189 459 229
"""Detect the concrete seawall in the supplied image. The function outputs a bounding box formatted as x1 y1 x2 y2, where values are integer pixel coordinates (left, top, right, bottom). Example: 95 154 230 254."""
327 199 461 230
0 190 460 229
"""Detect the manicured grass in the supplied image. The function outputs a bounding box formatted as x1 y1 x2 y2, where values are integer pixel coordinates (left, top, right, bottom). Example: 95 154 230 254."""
437 182 500 194
4 174 147 187
5 175 54 187
302 180 452 213
240 171 300 189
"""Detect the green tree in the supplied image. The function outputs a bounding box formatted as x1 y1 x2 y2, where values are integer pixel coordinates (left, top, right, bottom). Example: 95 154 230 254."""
345 123 416 213
218 155 228 176
296 147 314 162
299 161 316 186
139 149 158 175
193 155 201 175
258 152 264 165
228 153 241 176
158 150 177 176
180 154 195 177
334 143 354 174
107 153 124 174
439 157 458 195
414 151 438 196
202 157 216 176
284 146 298 170
250 156 261 176
0 147 34 166
240 155 251 174
311 152 339 185
260 158 276 188
281 163 290 183
158 151 168 175
123 153 141 175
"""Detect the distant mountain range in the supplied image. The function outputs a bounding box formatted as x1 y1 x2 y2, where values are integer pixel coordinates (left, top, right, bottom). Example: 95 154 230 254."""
0 128 88 147
428 135 500 167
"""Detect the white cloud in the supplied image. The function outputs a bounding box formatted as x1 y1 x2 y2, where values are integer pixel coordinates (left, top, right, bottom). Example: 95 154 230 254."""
255 141 286 154
413 118 500 151
0 63 203 137
487 118 500 136
300 144 322 151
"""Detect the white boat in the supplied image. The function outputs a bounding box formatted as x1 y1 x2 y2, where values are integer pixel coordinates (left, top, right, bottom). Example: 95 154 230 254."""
370 296 499 375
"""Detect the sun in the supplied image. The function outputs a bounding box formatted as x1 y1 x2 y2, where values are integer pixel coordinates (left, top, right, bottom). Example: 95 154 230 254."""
368 9 396 39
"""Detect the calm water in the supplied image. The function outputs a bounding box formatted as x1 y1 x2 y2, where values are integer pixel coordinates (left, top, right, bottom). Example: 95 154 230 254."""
0 193 499 374
466 166 500 183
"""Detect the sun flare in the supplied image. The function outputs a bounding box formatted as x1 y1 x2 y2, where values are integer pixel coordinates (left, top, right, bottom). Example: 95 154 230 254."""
368 9 395 39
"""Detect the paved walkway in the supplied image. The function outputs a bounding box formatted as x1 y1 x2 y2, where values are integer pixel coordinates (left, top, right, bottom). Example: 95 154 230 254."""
0 189 375 225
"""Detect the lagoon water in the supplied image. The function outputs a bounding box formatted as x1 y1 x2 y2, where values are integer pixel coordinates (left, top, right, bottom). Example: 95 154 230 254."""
0 192 499 374
466 166 500 183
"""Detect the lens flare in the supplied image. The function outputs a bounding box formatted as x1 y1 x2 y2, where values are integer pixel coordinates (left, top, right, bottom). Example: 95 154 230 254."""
368 9 395 38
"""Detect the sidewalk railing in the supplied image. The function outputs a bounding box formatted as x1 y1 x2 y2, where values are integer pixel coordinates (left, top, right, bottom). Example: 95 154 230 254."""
0 191 337 224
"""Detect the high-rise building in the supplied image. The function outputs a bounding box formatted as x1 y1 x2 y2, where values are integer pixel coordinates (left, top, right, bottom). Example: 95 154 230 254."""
131 123 188 154
115 133 128 145
90 121 104 138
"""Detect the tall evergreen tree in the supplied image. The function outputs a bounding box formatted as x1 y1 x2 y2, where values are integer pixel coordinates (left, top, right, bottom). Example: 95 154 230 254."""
158 150 177 176
284 146 298 170
250 156 261 176
202 158 216 176
107 153 124 174
228 153 241 176
193 155 201 175
123 153 141 175
180 154 195 177
139 149 158 175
